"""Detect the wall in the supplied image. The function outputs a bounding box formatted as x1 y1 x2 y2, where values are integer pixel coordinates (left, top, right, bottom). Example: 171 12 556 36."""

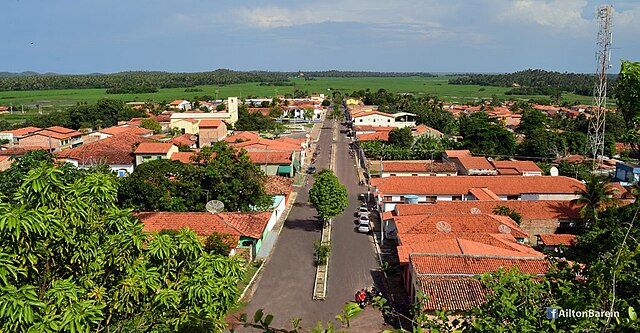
198 122 228 147
521 194 580 201
19 135 61 150
170 119 198 135
266 200 282 232
354 114 395 127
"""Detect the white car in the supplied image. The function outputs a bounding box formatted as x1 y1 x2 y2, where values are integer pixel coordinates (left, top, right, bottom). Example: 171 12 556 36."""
358 207 369 217
358 215 371 233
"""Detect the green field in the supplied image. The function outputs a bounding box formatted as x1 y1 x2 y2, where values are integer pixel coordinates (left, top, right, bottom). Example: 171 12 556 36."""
0 76 594 123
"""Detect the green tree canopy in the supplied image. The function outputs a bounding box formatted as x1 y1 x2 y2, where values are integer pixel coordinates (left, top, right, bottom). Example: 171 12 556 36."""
616 60 640 157
139 118 162 133
387 127 414 147
458 112 517 156
309 169 348 223
0 165 245 332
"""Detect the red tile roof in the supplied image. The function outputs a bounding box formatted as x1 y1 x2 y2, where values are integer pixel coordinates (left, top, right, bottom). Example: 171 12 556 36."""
468 187 501 200
392 201 581 220
56 132 153 165
368 160 457 173
0 126 42 137
538 234 577 246
0 146 49 156
138 211 271 241
352 110 394 118
168 134 196 147
418 276 486 311
444 150 472 158
371 176 584 196
246 151 292 164
413 124 443 136
46 126 77 134
411 254 550 276
453 156 495 171
357 132 389 141
491 160 542 175
199 119 223 128
99 126 153 136
354 125 395 132
224 131 260 143
169 152 196 164
264 176 294 195
23 129 81 140
134 142 175 154
394 213 528 239
234 138 301 152
170 100 187 105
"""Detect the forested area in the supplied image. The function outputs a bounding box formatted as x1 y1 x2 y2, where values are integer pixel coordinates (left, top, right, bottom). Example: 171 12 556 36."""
0 69 289 91
448 69 617 96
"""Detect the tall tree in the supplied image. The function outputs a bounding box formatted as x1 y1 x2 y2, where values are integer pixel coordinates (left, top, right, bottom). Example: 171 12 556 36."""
615 60 640 156
309 169 348 226
571 173 620 227
387 127 414 148
458 112 517 156
0 165 245 332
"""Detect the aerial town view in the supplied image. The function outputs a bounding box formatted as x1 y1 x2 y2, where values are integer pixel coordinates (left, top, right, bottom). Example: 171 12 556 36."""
1 1 640 332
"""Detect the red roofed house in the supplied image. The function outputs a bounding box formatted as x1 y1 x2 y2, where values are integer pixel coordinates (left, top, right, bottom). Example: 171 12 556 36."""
138 211 275 258
0 126 42 146
412 124 444 139
224 131 260 143
246 151 295 177
168 133 197 149
233 138 304 172
57 132 153 177
371 176 584 212
351 110 416 128
87 125 154 141
536 234 577 253
198 119 228 147
168 100 192 111
368 160 457 178
450 156 497 176
18 126 83 151
408 254 550 311
357 131 390 142
491 160 543 176
134 142 179 166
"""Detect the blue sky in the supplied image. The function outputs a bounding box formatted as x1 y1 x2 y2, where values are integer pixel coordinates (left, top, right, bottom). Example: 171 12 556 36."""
2 0 639 74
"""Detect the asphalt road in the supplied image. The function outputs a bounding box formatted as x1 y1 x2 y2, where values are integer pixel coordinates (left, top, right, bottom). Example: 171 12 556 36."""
238 117 384 331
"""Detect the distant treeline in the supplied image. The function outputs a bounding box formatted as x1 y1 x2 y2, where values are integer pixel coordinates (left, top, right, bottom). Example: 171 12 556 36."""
448 69 617 96
0 70 290 91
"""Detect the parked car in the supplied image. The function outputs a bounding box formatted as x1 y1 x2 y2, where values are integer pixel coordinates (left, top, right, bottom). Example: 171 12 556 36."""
358 217 371 233
307 166 316 174
358 207 369 217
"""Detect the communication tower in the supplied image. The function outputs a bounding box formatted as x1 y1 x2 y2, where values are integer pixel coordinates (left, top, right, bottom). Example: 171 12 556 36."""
586 5 613 169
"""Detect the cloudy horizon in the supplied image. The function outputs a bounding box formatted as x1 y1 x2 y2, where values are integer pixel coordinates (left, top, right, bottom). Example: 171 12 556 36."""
2 0 638 74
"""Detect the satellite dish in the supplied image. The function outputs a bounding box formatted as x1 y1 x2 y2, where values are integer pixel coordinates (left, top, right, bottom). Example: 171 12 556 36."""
436 221 452 233
470 207 481 214
550 166 559 176
498 224 511 234
206 200 225 213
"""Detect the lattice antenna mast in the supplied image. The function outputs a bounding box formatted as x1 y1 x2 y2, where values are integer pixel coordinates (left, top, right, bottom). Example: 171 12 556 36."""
586 4 613 169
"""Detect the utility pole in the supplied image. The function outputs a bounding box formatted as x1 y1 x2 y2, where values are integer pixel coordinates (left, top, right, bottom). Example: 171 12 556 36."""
586 4 613 170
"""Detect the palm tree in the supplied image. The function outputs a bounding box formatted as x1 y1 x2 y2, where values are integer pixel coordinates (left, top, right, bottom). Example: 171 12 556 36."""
571 174 620 228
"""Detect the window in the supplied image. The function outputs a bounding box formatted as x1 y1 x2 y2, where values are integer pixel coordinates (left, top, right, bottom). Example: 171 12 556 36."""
390 173 396 176
383 196 393 202
388 119 391 122
412 174 418 176
156 156 162 160
425 196 437 203
452 195 462 201
506 195 519 200
399 196 405 202
117 170 127 177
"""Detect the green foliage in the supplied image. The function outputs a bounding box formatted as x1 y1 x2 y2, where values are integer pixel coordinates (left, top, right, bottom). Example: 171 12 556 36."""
517 109 548 136
571 173 620 226
321 100 330 107
492 205 522 224
313 240 331 266
308 169 348 223
360 136 457 161
204 232 236 256
616 60 640 157
235 104 276 132
458 112 516 156
139 118 161 133
106 85 158 94
119 142 271 212
387 127 414 147
0 165 245 332
519 128 563 158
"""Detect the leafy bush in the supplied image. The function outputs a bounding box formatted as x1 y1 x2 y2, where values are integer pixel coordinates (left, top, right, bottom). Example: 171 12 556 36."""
314 240 331 266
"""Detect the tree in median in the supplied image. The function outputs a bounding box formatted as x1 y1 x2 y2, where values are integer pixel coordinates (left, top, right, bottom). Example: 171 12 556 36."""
0 165 245 332
309 169 348 225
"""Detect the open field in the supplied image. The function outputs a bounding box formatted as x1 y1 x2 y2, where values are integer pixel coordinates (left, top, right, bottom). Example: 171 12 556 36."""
0 76 595 123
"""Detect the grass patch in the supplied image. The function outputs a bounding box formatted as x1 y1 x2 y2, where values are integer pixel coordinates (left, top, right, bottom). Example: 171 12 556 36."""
237 260 263 294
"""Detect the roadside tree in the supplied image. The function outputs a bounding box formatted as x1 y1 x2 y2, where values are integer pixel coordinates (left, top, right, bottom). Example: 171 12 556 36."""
309 169 348 226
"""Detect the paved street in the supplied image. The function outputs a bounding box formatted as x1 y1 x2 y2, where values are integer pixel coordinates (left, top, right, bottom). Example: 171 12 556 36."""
237 115 386 331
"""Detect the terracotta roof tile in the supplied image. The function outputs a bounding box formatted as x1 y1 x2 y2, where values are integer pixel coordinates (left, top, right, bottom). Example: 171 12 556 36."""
453 157 495 171
224 131 260 143
264 176 294 195
234 138 300 152
468 187 501 200
0 146 49 156
357 132 389 141
23 129 82 140
352 110 394 118
168 134 196 147
368 160 457 173
418 276 487 311
491 160 542 175
199 119 223 128
411 254 550 276
538 234 577 246
444 150 472 158
0 126 42 137
46 126 77 134
393 201 581 220
394 213 528 239
217 212 272 239
56 132 153 165
413 124 443 136
354 125 395 132
371 176 584 196
100 126 153 136
246 151 292 164
169 152 196 164
134 142 175 154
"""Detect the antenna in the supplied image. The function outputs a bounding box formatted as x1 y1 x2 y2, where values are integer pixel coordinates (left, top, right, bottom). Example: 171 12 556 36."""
206 200 225 214
498 224 511 234
470 207 481 214
586 4 613 170
435 220 452 233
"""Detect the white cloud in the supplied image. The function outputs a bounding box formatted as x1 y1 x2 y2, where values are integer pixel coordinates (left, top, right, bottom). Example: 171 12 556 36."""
494 0 592 36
